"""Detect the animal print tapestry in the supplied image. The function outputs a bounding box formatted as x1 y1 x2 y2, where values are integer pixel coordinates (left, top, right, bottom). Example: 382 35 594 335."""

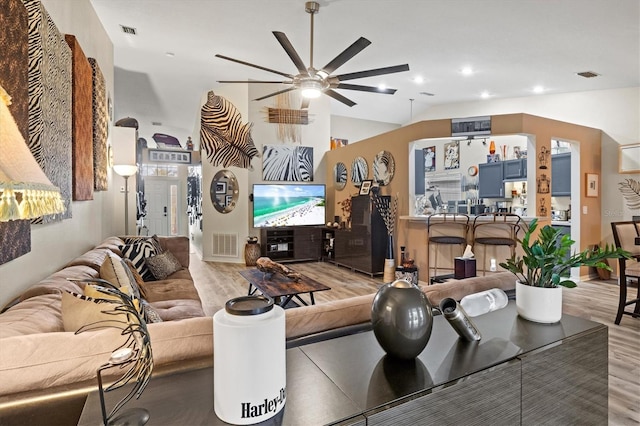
0 0 31 264
262 145 314 182
200 91 258 169
88 57 108 191
65 34 94 201
24 0 73 222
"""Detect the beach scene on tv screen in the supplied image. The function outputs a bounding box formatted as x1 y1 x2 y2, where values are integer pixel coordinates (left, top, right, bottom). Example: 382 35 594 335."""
254 185 325 227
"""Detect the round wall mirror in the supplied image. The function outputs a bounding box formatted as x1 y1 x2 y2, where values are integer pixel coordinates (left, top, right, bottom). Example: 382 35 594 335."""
373 150 395 186
334 162 347 190
210 169 239 213
351 156 368 187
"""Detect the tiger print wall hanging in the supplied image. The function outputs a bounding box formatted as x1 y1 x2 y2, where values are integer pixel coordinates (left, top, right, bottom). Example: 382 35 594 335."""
88 57 108 191
200 91 259 169
24 0 73 222
0 0 31 264
65 34 94 201
262 145 314 182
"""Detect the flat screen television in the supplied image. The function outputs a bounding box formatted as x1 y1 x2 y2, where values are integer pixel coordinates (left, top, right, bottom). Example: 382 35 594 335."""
253 184 326 227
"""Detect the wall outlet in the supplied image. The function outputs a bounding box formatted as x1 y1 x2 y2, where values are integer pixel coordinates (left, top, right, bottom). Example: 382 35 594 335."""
582 205 588 214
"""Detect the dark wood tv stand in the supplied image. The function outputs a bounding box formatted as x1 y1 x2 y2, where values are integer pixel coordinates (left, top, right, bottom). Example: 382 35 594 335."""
260 226 332 263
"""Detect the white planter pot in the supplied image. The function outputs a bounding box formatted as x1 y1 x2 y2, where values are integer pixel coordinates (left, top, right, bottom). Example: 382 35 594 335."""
515 281 563 323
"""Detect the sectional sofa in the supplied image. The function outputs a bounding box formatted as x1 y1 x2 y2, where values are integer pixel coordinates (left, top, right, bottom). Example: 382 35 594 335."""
0 235 516 425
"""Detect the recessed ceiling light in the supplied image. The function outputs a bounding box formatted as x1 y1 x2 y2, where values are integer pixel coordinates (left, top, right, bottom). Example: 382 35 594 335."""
166 52 175 58
461 67 473 76
119 25 137 35
480 91 490 99
533 85 545 94
413 76 424 84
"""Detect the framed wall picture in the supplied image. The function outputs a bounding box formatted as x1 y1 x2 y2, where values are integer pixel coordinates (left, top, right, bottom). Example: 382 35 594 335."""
585 173 599 197
359 180 373 195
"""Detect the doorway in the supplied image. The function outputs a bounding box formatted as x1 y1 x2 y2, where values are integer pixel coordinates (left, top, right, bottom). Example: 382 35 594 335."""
144 177 180 236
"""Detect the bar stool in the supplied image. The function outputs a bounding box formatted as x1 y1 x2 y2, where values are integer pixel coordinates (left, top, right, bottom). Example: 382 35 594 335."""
472 213 522 276
610 221 640 324
427 213 470 284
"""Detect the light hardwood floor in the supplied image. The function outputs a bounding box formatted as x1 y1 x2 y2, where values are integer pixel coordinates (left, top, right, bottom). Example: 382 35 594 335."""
189 253 639 425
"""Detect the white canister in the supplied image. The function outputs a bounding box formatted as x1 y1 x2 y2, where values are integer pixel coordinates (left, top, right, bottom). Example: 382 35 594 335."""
213 296 286 424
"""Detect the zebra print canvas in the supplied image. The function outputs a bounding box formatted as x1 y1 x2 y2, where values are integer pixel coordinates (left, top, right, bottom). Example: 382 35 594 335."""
24 0 73 222
262 145 314 182
200 91 258 169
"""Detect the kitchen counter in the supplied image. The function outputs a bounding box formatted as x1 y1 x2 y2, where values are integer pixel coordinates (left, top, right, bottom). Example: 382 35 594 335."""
400 215 542 224
551 220 571 226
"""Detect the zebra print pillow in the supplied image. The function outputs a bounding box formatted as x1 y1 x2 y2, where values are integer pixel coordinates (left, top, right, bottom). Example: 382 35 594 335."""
119 241 159 281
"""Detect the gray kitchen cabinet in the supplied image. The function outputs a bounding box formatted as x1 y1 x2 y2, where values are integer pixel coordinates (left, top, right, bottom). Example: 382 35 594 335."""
503 158 527 180
478 162 504 198
551 153 571 196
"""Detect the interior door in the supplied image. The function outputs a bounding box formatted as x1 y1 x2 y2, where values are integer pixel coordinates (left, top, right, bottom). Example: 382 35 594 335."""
145 179 176 236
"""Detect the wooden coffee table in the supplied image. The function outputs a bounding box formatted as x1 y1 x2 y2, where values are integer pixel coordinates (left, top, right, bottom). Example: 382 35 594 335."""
239 268 330 307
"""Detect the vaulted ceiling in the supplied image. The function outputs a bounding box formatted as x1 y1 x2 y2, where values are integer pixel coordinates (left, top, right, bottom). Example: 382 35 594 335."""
90 0 639 143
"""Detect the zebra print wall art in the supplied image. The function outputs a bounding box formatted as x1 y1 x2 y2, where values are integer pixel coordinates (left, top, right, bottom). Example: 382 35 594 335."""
0 0 32 264
24 0 73 222
262 145 314 182
200 91 258 169
351 156 368 187
88 57 108 191
373 150 395 186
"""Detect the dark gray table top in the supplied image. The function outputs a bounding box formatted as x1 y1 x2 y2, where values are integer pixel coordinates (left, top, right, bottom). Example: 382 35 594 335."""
78 302 604 425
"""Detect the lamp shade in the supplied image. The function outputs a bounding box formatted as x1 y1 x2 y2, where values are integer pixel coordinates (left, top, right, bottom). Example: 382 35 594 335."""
113 164 138 177
0 85 65 221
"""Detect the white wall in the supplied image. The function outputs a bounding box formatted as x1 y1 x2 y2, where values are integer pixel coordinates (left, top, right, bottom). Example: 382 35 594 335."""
197 84 331 262
410 87 640 243
0 0 115 308
331 115 400 144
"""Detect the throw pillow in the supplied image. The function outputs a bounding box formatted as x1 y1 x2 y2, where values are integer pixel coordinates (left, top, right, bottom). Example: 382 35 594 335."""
121 234 163 254
141 300 163 323
119 240 159 281
100 252 141 298
123 258 148 299
145 250 183 280
61 290 124 332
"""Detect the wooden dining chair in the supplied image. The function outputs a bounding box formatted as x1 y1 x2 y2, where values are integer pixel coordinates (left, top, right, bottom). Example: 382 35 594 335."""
610 221 640 325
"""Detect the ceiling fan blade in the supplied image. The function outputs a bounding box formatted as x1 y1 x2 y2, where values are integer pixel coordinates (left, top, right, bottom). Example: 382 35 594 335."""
320 37 371 75
254 87 297 102
215 54 293 79
335 64 410 81
301 97 310 109
336 83 397 94
324 89 356 107
218 80 291 84
273 31 308 74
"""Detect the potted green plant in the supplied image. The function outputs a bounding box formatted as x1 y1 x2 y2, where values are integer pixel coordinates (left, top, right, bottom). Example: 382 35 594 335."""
499 218 630 323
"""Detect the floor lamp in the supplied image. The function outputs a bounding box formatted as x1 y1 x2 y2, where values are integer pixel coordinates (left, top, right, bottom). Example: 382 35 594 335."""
113 165 138 235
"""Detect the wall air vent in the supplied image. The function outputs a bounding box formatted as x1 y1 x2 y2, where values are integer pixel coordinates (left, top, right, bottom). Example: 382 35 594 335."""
212 233 238 257
120 25 137 35
576 71 600 78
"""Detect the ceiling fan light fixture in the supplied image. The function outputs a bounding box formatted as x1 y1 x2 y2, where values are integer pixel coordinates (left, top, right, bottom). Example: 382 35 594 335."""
300 80 324 98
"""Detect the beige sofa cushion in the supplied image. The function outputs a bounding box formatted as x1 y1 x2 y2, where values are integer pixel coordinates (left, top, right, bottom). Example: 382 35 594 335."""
150 299 206 321
0 294 64 338
0 317 214 397
65 248 111 273
144 277 200 302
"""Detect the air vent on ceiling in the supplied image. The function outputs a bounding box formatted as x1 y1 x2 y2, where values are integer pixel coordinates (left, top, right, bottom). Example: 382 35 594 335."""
120 25 137 35
419 92 435 96
576 71 600 78
151 121 162 126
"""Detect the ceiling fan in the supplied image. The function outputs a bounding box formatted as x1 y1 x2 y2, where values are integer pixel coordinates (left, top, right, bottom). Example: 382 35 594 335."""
215 1 410 108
